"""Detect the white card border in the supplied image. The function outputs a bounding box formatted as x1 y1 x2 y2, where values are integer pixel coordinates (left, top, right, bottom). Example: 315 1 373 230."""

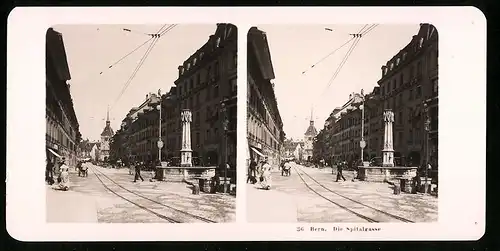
6 6 486 241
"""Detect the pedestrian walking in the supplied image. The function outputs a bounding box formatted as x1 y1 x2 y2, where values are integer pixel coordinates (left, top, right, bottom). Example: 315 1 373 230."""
76 160 83 176
352 165 358 182
260 157 272 190
336 161 346 182
247 159 257 184
53 157 65 184
128 160 134 175
46 157 54 185
58 164 70 191
133 161 144 182
149 159 160 182
282 160 292 176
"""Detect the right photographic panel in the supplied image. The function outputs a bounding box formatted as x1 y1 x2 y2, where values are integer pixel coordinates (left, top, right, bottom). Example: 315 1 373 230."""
246 24 438 223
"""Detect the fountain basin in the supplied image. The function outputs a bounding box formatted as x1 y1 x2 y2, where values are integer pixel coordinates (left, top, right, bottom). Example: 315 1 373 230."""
357 166 418 183
156 166 216 182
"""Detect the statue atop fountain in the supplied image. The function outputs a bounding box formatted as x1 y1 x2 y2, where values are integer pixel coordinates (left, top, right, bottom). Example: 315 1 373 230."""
382 109 395 167
155 108 219 192
357 109 417 187
180 109 193 167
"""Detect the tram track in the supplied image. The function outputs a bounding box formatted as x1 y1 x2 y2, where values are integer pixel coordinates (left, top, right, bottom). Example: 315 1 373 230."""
90 165 217 223
293 165 414 223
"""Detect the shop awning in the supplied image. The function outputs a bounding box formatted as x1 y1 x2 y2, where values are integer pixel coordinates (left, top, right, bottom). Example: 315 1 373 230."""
48 148 62 158
246 145 250 160
251 147 265 157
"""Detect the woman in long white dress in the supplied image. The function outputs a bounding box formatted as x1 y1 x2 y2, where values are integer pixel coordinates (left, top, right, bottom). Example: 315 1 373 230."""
58 164 70 191
260 159 272 190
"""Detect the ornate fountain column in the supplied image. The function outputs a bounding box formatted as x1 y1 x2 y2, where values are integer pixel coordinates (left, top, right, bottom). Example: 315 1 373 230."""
180 109 193 170
382 109 395 167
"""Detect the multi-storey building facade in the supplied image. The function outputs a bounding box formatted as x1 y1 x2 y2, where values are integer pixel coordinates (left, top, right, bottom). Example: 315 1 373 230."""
320 24 438 169
326 93 362 163
174 23 237 167
46 28 81 167
335 90 382 163
302 116 318 162
99 110 114 161
90 142 100 161
114 24 237 169
120 92 165 163
78 139 95 159
283 139 304 161
247 27 286 167
377 23 438 167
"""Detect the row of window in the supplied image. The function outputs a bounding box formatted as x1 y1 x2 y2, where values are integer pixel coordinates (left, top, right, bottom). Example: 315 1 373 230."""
46 118 76 152
179 27 235 76
178 51 237 97
179 78 237 111
383 85 423 110
247 116 281 152
336 127 426 154
382 61 422 96
381 49 438 98
382 35 436 77
130 123 225 155
130 103 233 139
131 126 167 143
248 84 281 140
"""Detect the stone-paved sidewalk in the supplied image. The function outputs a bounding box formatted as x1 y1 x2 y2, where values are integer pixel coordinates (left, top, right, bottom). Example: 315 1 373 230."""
294 165 438 223
69 165 235 223
46 186 98 223
263 164 438 223
246 183 298 223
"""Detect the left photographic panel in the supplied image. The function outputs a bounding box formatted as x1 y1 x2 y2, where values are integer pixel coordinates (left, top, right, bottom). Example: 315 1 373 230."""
45 23 238 223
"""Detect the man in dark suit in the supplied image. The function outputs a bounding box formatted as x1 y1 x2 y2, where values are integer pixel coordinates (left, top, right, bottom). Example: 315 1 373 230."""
133 161 144 182
336 161 346 182
247 159 257 184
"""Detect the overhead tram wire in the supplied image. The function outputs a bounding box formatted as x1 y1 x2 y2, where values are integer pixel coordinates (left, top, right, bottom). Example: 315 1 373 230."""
110 24 177 111
301 38 355 75
302 24 369 76
76 25 172 85
316 24 377 101
100 25 169 75
111 24 171 109
74 32 158 85
99 37 154 75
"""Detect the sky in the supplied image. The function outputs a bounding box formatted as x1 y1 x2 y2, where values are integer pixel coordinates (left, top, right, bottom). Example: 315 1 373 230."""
53 24 216 141
255 24 420 140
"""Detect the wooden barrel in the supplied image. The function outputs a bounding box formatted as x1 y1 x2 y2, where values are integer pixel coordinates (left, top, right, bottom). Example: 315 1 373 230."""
202 179 211 193
192 184 200 195
393 185 401 195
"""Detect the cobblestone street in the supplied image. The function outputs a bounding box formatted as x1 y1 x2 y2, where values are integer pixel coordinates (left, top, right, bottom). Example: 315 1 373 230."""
48 164 235 223
248 163 437 223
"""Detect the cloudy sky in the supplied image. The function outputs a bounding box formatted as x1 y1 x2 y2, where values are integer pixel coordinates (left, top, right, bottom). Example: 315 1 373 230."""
254 24 420 140
53 24 216 141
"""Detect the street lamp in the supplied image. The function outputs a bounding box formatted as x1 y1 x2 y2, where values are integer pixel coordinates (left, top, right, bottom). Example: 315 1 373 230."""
220 99 229 193
359 89 366 165
423 102 431 193
156 89 164 164
120 121 126 163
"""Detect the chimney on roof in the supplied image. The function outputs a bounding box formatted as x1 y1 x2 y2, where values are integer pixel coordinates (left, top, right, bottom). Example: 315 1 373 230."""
381 65 387 76
178 65 184 76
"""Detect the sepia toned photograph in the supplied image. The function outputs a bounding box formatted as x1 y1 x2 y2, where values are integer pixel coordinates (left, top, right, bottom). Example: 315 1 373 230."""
45 23 237 223
246 24 438 223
